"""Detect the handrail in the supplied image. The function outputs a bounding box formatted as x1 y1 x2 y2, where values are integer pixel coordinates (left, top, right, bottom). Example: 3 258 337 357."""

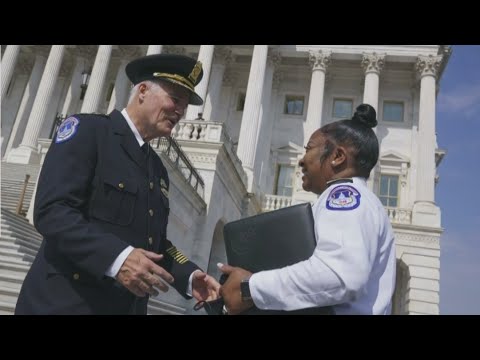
49 113 66 139
152 137 205 197
15 174 30 216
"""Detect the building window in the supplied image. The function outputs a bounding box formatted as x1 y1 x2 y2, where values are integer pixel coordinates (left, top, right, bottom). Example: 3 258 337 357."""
333 99 353 118
274 165 295 197
383 101 404 122
379 174 399 207
284 95 304 115
236 92 246 111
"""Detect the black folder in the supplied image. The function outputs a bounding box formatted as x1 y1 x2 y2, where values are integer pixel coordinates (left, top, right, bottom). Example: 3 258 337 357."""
224 203 317 272
223 203 334 315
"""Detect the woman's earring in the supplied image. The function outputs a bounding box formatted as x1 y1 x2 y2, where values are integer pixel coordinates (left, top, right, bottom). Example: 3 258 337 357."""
331 161 335 165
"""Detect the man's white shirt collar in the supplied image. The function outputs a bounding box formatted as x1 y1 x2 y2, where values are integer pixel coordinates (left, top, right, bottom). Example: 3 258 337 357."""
121 108 144 147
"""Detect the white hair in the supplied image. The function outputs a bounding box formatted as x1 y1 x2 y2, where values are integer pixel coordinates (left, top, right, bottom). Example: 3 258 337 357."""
127 80 163 105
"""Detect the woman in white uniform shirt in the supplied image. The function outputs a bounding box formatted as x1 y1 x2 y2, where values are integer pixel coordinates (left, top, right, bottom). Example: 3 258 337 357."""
219 103 396 315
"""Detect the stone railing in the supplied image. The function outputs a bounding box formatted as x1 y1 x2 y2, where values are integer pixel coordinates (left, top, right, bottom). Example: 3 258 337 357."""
385 207 412 224
260 198 413 225
172 120 247 186
262 194 293 212
152 137 205 198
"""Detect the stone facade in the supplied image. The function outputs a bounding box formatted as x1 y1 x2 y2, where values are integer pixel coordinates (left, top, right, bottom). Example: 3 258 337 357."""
1 45 451 314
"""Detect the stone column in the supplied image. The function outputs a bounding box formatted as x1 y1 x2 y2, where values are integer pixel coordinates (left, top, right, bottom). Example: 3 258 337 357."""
108 46 140 112
1 45 21 99
236 45 269 191
412 54 443 227
186 45 215 120
362 52 385 113
362 52 385 192
8 45 65 164
81 45 113 113
60 45 96 116
203 46 232 121
146 45 163 55
107 59 129 112
254 49 281 191
304 50 331 143
4 50 48 159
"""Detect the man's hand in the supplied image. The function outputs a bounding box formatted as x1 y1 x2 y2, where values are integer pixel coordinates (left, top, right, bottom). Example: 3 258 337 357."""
192 270 221 302
116 248 174 297
218 263 254 315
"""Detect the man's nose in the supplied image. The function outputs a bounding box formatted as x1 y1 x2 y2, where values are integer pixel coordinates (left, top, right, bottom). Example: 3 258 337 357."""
299 157 305 167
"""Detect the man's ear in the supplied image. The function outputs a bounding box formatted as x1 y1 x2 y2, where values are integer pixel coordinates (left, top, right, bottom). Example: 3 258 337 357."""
331 146 347 167
138 83 148 100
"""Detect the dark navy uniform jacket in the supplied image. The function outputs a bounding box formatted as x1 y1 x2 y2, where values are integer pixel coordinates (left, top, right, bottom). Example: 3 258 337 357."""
15 109 200 315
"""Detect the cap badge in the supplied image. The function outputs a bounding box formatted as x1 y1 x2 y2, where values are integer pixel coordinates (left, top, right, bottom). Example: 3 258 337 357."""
188 61 202 84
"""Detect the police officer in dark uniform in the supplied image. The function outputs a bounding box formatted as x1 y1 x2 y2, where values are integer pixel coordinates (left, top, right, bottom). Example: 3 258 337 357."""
15 54 220 315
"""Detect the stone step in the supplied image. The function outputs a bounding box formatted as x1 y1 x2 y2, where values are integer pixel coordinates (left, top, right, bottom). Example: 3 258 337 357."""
0 285 20 305
1 209 34 225
0 248 36 263
0 273 25 287
0 254 32 267
0 236 42 253
0 300 15 315
147 297 185 315
0 260 31 274
1 228 43 244
1 221 38 235
1 232 42 244
0 188 35 194
0 241 39 257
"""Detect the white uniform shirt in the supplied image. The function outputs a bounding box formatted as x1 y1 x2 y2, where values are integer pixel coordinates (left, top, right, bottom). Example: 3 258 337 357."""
249 177 396 315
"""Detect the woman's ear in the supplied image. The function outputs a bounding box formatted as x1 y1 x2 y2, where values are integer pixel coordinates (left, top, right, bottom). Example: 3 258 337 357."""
331 146 347 167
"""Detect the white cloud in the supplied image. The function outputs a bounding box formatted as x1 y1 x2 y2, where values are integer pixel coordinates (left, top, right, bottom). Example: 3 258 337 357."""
437 83 480 119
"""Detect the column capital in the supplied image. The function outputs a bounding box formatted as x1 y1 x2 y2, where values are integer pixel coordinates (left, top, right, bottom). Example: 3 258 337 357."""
163 45 186 55
116 45 142 60
33 45 51 58
267 49 282 68
309 50 331 72
17 56 34 75
74 45 98 59
222 69 237 86
415 54 442 79
59 57 73 77
213 46 234 65
362 52 385 74
272 70 283 90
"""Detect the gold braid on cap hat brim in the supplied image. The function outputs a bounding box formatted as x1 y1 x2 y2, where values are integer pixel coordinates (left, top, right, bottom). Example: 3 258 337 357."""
153 72 195 92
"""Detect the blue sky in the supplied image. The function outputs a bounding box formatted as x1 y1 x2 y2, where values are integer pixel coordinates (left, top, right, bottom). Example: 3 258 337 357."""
436 45 480 314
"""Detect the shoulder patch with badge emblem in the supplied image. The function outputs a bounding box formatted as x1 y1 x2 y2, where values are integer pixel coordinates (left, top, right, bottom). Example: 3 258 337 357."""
326 185 361 211
55 116 80 143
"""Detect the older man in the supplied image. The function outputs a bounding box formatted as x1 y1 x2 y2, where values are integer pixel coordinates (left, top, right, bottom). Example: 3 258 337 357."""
16 54 220 315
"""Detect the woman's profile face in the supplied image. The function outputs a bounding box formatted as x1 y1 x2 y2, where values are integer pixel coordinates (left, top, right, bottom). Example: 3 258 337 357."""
299 131 334 195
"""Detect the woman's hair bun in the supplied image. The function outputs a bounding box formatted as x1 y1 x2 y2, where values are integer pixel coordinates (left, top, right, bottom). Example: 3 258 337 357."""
352 104 377 128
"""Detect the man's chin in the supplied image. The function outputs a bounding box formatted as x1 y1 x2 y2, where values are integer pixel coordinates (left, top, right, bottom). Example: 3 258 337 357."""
302 182 310 192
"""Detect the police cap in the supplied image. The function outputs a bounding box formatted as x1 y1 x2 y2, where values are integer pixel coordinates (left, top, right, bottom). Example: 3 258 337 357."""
126 54 204 105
